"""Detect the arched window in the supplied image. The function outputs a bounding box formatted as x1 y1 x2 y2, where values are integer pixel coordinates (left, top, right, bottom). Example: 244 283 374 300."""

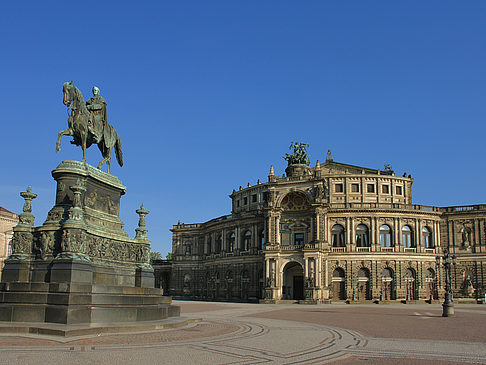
422 226 433 248
215 235 222 253
331 224 345 247
243 230 251 251
184 242 191 255
205 235 211 254
229 232 235 252
280 192 310 211
258 229 264 250
356 224 369 247
333 268 345 278
402 225 414 248
380 224 392 247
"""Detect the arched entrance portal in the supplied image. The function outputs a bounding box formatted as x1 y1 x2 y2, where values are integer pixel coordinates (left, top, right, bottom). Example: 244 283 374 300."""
425 268 436 301
332 268 346 300
404 268 417 300
381 268 394 300
282 262 304 300
357 268 371 301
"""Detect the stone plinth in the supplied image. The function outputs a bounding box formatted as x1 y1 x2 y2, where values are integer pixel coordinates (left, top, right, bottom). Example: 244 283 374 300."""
0 161 180 325
285 164 311 178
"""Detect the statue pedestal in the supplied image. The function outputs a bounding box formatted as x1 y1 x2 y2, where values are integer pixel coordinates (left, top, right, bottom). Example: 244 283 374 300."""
285 164 311 178
0 161 180 326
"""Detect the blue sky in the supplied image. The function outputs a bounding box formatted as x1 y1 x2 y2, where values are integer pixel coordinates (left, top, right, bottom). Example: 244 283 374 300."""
1 2 485 256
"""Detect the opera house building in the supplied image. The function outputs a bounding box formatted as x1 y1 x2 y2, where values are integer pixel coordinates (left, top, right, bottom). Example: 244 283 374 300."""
159 147 485 304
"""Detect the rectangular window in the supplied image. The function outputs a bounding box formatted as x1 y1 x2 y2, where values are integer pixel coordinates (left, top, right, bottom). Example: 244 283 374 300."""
281 232 290 245
243 197 248 205
262 192 268 202
367 184 375 193
351 183 359 193
396 186 403 195
252 194 257 203
294 233 305 245
335 183 343 193
382 185 390 194
236 200 240 207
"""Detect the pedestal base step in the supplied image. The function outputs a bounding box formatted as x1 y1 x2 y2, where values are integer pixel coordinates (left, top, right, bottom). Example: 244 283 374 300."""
0 316 199 337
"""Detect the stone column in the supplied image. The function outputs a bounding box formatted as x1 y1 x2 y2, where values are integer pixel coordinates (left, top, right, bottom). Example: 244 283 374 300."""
374 217 379 251
394 217 399 251
345 217 351 247
310 215 314 242
434 220 439 252
324 215 329 245
315 211 320 241
222 228 226 252
266 215 272 245
418 219 423 252
275 214 281 245
448 219 454 251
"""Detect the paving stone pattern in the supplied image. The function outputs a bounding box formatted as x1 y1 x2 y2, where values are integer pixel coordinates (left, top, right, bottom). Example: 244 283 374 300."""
0 301 484 364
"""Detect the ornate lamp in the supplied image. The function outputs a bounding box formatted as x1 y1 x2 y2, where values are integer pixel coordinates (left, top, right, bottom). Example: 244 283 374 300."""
439 248 457 317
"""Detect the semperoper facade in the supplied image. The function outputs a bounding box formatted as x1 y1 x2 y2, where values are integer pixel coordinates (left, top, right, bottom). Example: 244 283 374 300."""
168 143 486 303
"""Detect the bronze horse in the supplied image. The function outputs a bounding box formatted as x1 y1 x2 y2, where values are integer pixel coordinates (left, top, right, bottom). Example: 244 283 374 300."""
56 81 123 174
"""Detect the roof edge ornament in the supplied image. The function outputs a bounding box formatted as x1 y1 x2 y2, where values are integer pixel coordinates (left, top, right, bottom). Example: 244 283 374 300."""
326 149 333 162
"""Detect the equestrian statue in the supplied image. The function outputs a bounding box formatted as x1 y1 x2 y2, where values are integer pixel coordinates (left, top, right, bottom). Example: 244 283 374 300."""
56 81 123 174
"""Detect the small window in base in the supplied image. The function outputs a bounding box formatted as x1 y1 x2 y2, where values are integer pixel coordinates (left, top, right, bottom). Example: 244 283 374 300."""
367 184 375 193
382 185 390 194
335 183 343 193
252 194 257 203
244 197 248 205
236 200 240 207
396 186 403 195
351 183 359 193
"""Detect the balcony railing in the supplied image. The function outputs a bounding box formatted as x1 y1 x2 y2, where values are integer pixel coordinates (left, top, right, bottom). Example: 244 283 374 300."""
329 202 440 212
356 247 371 252
441 204 486 212
279 244 305 251
331 247 346 253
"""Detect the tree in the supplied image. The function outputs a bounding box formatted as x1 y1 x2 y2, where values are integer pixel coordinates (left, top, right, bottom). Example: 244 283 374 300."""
166 252 172 260
150 251 162 261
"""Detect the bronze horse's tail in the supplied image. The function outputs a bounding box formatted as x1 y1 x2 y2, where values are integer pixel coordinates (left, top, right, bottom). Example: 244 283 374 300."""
115 133 123 167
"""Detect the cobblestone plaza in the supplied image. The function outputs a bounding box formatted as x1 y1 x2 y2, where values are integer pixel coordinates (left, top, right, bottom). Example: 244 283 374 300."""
0 300 485 364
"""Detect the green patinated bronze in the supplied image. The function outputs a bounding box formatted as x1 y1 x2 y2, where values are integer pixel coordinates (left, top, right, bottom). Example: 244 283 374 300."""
0 84 180 327
283 142 310 166
56 82 123 174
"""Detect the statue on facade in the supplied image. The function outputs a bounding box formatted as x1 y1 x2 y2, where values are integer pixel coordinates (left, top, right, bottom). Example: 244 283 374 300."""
462 273 475 297
461 223 471 249
283 142 310 166
56 81 123 174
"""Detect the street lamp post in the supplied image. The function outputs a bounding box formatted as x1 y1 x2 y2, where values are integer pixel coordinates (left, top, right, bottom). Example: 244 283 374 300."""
437 248 457 317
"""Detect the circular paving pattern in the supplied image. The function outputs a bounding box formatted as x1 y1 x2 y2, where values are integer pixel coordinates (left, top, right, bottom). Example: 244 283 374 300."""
0 302 485 364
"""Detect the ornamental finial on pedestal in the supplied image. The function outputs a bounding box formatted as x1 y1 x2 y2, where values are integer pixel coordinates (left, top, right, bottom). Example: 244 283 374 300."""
268 165 276 182
19 186 37 227
135 203 150 240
